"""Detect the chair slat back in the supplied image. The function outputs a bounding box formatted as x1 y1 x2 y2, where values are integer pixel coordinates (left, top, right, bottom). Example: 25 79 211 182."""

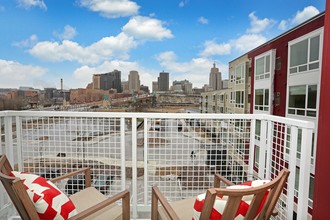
0 155 40 220
200 169 290 220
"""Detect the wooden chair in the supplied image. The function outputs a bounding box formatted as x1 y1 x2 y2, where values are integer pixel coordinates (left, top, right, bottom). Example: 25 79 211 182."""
152 169 290 220
0 154 130 220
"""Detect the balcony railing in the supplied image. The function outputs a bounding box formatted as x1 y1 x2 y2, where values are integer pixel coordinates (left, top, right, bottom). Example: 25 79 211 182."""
0 111 314 219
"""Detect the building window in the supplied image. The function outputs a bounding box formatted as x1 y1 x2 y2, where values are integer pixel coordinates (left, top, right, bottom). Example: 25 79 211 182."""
254 89 269 111
235 63 245 84
255 54 270 80
230 92 235 103
288 84 317 117
235 91 244 108
255 145 260 168
289 35 320 74
230 71 235 82
220 94 224 103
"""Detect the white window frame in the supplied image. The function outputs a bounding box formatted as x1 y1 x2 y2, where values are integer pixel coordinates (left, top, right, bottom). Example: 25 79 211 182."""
253 49 275 115
255 54 271 81
287 84 317 118
235 91 244 108
254 88 269 112
235 63 245 84
289 32 321 75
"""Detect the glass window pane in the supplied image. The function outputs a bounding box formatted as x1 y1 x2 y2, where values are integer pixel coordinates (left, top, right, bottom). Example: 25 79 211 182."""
236 91 241 103
289 86 306 108
255 89 263 105
299 65 308 72
290 67 297 74
256 57 264 76
307 85 317 109
236 65 242 79
265 89 269 105
290 39 308 67
265 55 270 72
309 62 319 70
310 35 320 62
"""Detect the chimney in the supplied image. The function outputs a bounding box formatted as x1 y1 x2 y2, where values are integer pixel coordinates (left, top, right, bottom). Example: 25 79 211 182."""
61 78 63 92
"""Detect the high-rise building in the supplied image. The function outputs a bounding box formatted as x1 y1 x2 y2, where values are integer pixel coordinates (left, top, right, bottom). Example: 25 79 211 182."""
158 71 169 91
121 81 129 93
93 70 122 93
128 70 140 92
152 81 159 93
93 75 101 90
172 80 193 94
209 63 222 91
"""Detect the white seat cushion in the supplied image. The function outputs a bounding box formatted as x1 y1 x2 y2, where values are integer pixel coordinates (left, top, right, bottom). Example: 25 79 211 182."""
70 187 122 220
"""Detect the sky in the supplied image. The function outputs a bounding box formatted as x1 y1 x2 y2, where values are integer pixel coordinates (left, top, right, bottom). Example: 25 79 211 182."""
0 0 326 90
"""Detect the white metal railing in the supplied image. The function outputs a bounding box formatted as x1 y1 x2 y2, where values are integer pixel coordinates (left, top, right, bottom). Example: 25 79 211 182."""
0 111 314 219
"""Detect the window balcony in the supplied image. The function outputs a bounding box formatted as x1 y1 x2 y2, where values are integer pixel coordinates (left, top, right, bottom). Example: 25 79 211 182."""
0 111 314 219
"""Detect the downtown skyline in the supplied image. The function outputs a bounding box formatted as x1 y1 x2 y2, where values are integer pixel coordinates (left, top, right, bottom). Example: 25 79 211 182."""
0 0 326 90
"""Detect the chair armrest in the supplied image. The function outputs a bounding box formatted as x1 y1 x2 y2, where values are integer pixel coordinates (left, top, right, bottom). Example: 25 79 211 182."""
68 189 130 220
50 167 91 187
152 185 180 220
213 174 234 188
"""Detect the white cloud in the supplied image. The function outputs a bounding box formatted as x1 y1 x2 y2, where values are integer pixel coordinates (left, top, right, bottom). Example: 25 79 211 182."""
122 16 174 41
231 34 267 53
156 51 228 88
199 40 231 57
247 12 275 34
54 25 78 40
278 6 320 31
179 0 189 8
12 34 38 48
29 33 137 64
78 0 140 18
278 20 288 31
73 60 156 89
17 0 47 10
198 16 208 24
291 6 320 25
0 59 47 88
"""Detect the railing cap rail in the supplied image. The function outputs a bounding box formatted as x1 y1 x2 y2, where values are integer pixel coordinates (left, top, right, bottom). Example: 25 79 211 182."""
0 111 314 129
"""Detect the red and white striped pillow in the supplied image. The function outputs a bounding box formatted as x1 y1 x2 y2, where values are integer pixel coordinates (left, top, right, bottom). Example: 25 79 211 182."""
10 171 77 220
193 180 270 220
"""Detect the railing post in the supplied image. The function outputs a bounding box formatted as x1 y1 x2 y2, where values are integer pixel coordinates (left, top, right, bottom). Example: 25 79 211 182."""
258 119 267 178
265 119 273 179
296 127 313 220
248 119 256 178
4 115 14 165
120 118 126 190
144 118 148 206
287 126 298 220
15 116 23 170
131 117 138 219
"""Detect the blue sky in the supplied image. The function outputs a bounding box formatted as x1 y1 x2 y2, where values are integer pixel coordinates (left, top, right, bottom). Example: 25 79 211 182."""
0 0 326 90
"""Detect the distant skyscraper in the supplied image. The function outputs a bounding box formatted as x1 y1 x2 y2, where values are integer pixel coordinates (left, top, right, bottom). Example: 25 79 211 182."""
121 81 129 92
209 63 222 90
93 70 122 93
158 71 169 91
152 81 159 93
128 70 140 92
172 80 193 94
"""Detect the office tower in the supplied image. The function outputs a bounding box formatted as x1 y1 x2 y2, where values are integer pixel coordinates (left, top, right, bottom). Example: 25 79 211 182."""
158 71 169 91
172 80 193 94
128 70 140 92
93 70 122 93
209 63 222 90
152 81 159 92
